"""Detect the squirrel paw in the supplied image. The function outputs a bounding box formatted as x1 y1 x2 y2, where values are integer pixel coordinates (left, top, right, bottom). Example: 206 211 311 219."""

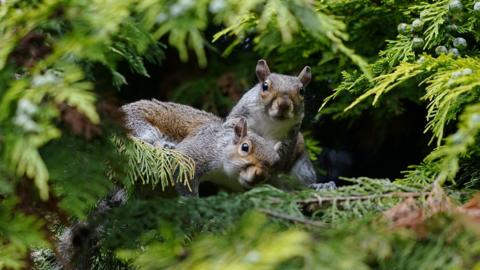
309 181 337 191
153 141 176 149
162 142 176 149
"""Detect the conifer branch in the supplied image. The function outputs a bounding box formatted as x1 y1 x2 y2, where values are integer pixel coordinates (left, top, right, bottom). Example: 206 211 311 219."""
258 208 326 227
298 191 429 211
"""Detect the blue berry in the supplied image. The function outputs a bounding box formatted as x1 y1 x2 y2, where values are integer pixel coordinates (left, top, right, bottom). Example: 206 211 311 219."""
453 37 467 49
451 71 463 78
449 48 460 58
412 37 425 49
412 18 424 32
435 46 448 55
475 2 480 12
446 24 458 32
462 68 473 76
450 132 466 144
420 10 429 19
446 79 457 88
397 23 409 35
449 0 463 13
469 114 480 126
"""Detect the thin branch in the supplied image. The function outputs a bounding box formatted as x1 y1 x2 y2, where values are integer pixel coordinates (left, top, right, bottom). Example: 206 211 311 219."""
298 192 429 211
258 208 326 227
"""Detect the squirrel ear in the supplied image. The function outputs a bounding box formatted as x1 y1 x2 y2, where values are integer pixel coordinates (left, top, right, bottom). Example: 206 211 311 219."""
234 118 248 142
256 59 271 82
298 66 311 86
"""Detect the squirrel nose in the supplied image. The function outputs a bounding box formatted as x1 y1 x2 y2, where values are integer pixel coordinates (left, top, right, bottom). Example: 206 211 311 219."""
252 167 266 183
277 97 292 111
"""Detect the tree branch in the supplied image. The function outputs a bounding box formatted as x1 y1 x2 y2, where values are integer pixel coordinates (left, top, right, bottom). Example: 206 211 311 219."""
298 191 429 212
258 208 326 227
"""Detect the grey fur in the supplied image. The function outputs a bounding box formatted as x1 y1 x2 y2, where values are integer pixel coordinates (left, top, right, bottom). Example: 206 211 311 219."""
122 103 173 147
289 150 317 183
228 69 317 185
121 100 221 148
175 118 280 196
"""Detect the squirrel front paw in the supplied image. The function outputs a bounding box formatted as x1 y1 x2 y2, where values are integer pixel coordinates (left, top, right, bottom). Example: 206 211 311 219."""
162 142 176 149
309 181 337 191
153 141 176 149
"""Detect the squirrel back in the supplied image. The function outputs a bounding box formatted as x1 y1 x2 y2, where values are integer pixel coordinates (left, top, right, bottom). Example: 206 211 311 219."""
121 99 220 147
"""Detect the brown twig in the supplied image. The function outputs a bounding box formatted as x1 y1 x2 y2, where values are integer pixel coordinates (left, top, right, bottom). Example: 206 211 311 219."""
258 208 326 227
300 191 428 205
298 192 429 212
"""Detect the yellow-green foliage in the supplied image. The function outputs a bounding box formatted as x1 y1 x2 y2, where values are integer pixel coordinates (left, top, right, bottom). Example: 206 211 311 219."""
114 136 195 190
2 0 480 269
322 0 480 186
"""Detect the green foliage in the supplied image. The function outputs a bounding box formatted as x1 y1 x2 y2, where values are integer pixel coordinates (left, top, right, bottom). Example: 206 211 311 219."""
2 0 480 269
212 0 369 75
0 199 49 269
68 182 475 270
113 136 195 191
117 212 311 270
41 133 118 219
167 57 254 115
320 0 480 187
303 132 322 161
424 102 480 185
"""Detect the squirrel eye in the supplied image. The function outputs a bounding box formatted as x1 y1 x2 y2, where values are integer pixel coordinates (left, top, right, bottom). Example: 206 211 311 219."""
299 87 304 96
241 143 250 153
261 82 269 91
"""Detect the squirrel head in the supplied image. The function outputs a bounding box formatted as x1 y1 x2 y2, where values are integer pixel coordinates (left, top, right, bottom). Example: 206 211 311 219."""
255 59 311 121
223 118 281 188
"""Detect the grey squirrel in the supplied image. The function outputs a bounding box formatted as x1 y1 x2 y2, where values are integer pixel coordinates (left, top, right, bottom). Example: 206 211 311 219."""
227 59 319 187
121 100 281 194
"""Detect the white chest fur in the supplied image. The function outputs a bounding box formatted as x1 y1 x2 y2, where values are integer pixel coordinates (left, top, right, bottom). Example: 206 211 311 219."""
249 112 299 140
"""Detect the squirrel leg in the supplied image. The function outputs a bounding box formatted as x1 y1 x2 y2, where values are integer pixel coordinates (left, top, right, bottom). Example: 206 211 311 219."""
131 124 165 145
153 138 177 149
131 123 177 149
289 150 317 185
174 178 199 197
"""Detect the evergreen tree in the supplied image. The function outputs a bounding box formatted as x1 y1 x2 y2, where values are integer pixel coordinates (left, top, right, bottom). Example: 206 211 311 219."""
0 0 479 269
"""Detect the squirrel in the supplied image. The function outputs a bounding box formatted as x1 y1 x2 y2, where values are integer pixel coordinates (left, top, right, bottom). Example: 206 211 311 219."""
227 59 334 189
121 99 281 195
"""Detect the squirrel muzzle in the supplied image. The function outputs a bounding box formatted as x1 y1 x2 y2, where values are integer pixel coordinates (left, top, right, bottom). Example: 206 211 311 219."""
269 96 294 120
239 164 269 188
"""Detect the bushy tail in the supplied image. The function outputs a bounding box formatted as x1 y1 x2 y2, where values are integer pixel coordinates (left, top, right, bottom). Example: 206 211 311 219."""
57 188 128 270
